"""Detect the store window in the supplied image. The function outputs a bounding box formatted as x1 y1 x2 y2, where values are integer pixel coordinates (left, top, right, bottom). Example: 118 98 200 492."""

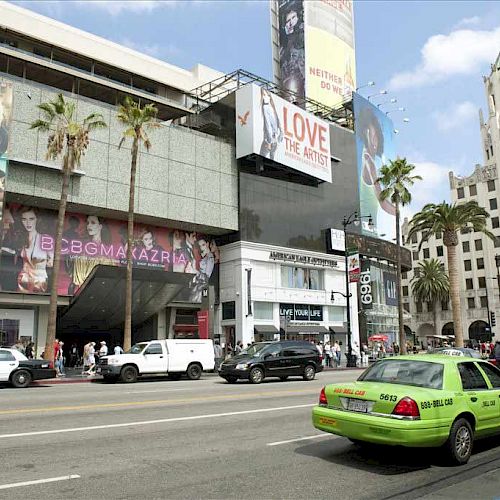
475 239 483 251
492 217 500 229
222 301 236 320
490 198 498 210
462 241 470 253
464 260 472 271
280 266 321 290
466 278 474 290
478 277 486 288
488 180 496 192
457 187 465 199
477 258 484 270
437 246 443 257
253 302 273 321
469 184 477 196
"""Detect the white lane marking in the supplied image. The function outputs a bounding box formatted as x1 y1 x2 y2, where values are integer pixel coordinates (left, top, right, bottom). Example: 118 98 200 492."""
0 404 314 439
267 434 332 446
0 475 80 490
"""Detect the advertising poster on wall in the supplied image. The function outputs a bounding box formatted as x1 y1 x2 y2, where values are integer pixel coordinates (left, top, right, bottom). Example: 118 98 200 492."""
353 92 396 241
304 0 356 107
277 0 306 101
0 82 13 229
383 271 397 306
0 204 219 303
348 252 360 283
236 84 331 183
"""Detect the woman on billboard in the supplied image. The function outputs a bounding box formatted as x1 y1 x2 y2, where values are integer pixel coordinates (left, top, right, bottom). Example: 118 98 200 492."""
17 207 53 293
134 228 165 269
357 106 395 234
68 215 115 294
259 88 282 161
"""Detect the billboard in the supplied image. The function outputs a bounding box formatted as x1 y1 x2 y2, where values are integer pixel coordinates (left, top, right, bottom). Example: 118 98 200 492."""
383 271 397 306
274 0 356 108
352 92 396 241
348 252 360 283
236 84 331 183
0 204 219 303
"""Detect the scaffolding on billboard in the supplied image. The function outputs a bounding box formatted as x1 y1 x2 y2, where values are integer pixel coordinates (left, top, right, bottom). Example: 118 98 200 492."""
189 69 354 129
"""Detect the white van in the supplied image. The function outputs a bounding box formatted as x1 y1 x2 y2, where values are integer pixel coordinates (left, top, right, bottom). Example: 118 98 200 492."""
97 339 215 383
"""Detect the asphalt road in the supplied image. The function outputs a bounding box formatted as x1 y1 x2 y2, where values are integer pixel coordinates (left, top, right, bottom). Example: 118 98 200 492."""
1 370 500 500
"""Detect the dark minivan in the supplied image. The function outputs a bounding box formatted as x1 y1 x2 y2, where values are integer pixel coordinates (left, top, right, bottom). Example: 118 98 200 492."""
218 340 323 384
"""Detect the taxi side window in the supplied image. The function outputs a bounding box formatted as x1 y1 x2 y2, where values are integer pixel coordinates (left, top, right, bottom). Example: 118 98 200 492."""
478 363 500 388
458 362 488 390
0 350 16 361
144 343 163 355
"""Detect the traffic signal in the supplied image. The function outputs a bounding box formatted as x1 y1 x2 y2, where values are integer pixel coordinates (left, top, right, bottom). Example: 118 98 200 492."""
491 311 496 327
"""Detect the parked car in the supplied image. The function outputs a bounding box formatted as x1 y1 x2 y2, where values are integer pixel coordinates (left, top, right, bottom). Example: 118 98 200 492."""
97 339 215 383
218 340 323 384
0 348 56 388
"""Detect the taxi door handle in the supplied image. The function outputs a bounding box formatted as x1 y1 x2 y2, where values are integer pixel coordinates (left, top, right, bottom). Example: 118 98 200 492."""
470 397 478 402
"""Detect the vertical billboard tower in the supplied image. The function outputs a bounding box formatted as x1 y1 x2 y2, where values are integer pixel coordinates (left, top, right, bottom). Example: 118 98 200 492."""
271 0 356 108
352 92 396 241
0 82 12 229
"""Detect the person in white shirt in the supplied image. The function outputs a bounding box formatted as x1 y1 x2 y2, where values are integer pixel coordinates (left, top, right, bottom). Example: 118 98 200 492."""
114 345 124 355
99 341 108 357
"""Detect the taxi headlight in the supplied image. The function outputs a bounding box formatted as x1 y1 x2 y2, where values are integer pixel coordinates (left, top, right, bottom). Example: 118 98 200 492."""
236 363 249 370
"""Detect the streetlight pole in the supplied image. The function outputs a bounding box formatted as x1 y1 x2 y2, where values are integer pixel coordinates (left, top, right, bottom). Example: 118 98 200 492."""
342 211 373 367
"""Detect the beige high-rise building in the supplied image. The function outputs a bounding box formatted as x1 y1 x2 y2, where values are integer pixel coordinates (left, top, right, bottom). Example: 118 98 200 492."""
402 53 500 347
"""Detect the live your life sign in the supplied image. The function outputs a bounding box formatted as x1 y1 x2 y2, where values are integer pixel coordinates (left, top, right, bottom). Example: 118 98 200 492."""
235 84 332 183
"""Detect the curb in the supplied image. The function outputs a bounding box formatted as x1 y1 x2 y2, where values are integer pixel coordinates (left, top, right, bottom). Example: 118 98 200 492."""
32 377 101 385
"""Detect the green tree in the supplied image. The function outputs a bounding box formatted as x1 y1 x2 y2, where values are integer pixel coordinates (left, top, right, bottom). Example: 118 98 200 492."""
30 94 106 362
377 158 422 354
117 96 158 351
408 201 494 347
411 259 450 338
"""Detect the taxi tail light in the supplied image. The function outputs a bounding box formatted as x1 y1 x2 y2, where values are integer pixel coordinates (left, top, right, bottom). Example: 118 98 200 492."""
319 387 328 406
392 397 420 418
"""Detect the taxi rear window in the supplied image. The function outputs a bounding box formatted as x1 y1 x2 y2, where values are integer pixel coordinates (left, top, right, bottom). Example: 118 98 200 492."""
358 360 444 389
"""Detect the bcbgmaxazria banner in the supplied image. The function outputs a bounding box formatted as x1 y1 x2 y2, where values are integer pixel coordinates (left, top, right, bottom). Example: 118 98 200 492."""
0 204 219 302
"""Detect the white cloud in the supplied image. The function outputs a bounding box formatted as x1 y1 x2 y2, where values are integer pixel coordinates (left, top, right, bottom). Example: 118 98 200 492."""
389 25 500 90
75 1 171 15
118 37 181 59
453 16 481 29
400 160 451 221
432 101 477 132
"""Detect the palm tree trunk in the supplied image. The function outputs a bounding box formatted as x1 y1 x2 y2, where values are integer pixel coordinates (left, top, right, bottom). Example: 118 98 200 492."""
433 302 438 338
123 135 138 351
395 202 405 354
446 243 464 347
45 153 72 362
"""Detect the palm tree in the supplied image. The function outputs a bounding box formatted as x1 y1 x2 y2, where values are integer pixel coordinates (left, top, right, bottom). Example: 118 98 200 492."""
30 94 106 363
117 96 158 351
408 201 494 347
411 259 449 338
377 158 422 354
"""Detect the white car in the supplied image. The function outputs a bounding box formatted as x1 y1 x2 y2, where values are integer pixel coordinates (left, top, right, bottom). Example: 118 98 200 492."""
0 348 56 388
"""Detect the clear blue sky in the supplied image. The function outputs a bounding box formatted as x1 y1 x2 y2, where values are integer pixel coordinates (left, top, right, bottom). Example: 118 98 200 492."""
13 0 500 219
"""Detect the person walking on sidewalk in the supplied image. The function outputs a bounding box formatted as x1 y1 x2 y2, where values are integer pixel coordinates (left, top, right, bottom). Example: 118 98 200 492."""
324 341 332 368
56 341 65 377
333 341 341 368
213 340 223 370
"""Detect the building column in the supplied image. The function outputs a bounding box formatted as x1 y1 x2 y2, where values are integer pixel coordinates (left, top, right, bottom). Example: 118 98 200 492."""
157 307 167 340
36 305 48 358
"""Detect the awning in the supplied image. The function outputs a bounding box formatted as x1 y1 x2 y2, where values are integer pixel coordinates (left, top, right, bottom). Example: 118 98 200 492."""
329 326 347 334
285 325 329 333
254 325 279 334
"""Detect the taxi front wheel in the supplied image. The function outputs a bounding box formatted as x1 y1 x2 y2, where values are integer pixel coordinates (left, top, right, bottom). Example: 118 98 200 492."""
444 418 473 465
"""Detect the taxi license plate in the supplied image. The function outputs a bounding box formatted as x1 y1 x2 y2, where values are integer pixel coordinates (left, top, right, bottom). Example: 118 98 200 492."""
347 399 369 413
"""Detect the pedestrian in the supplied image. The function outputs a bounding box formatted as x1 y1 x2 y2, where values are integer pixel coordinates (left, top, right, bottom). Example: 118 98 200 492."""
114 345 124 355
333 341 341 367
494 341 500 365
53 338 60 375
56 341 65 377
69 343 78 367
82 342 90 374
234 341 242 355
99 341 108 357
25 342 34 359
213 340 222 370
352 342 360 367
324 341 332 367
84 342 96 375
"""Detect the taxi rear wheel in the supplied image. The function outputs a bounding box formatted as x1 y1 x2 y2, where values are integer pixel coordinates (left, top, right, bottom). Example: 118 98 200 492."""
444 418 473 465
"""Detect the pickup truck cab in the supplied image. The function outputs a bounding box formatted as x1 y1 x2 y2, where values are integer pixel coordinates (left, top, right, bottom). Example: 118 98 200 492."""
97 339 215 383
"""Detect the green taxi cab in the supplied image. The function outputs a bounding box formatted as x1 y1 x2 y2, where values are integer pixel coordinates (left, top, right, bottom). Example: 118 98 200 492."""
312 355 500 464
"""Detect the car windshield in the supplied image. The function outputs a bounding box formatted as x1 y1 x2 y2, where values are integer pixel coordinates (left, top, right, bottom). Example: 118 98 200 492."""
241 343 270 357
127 343 147 354
358 360 444 389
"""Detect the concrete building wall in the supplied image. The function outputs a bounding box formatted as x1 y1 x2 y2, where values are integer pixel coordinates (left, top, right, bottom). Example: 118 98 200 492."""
6 76 239 232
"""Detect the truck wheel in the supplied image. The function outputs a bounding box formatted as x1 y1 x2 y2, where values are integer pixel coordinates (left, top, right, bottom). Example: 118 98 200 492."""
120 366 138 383
249 367 264 384
303 364 316 381
187 363 202 380
11 370 32 388
444 418 474 465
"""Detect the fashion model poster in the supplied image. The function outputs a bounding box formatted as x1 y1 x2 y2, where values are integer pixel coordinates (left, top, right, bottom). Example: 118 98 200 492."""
353 92 396 241
0 204 219 303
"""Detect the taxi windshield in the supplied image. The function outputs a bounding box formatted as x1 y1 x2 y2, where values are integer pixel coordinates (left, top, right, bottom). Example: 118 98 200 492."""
127 343 147 354
358 360 444 389
241 343 269 357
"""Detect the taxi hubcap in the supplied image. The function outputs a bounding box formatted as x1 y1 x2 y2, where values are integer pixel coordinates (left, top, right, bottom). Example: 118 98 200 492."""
455 427 471 458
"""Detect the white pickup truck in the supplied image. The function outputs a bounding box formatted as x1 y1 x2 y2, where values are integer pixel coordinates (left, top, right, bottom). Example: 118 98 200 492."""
97 339 215 383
